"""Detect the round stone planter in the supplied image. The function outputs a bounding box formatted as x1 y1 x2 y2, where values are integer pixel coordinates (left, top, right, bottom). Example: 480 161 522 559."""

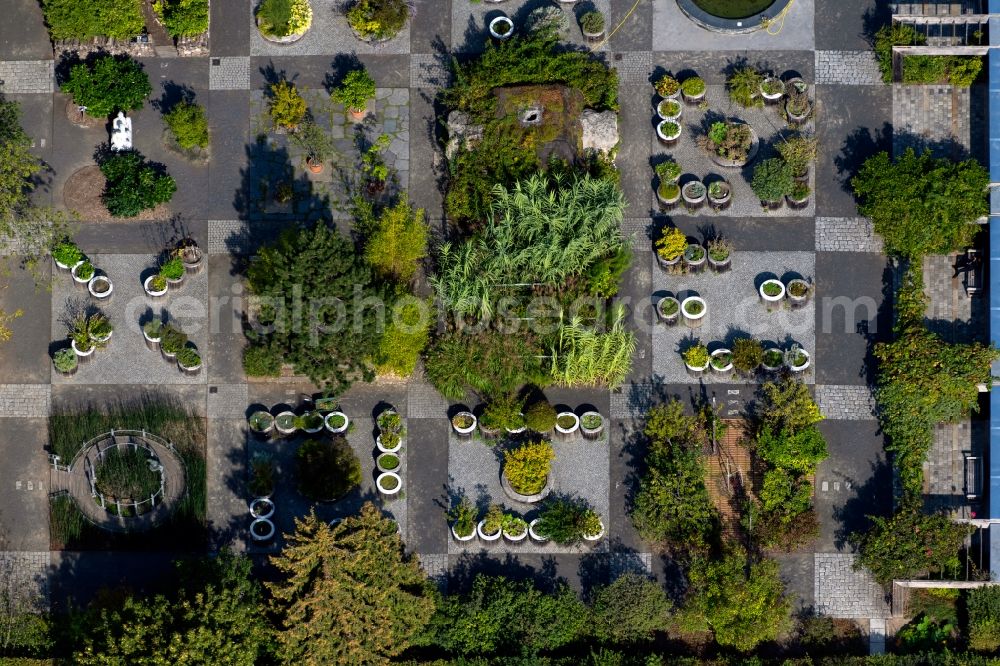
142 326 161 350
376 434 403 454
656 98 682 121
249 497 275 520
656 182 682 208
656 120 682 146
452 523 476 542
477 520 502 542
786 279 812 308
786 98 812 123
707 181 732 210
180 245 203 274
707 250 731 273
72 338 95 363
554 412 580 439
786 348 811 373
656 252 682 272
88 275 113 300
583 518 605 542
683 243 707 273
143 275 168 299
500 470 551 504
324 411 349 434
681 296 707 328
90 330 112 346
760 76 785 103
685 358 710 378
299 413 324 434
528 518 549 542
160 345 178 363
376 452 401 474
761 197 785 211
249 517 275 542
787 192 810 210
274 411 297 436
761 347 784 372
504 415 527 436
582 26 604 41
451 411 477 437
656 296 680 325
681 181 706 209
71 262 93 286
376 472 402 495
759 279 786 307
709 125 759 169
249 411 274 440
489 15 514 40
681 85 706 104
675 0 793 34
165 272 185 290
503 524 529 543
255 13 309 44
478 422 502 440
177 357 203 377
579 411 605 440
710 348 734 376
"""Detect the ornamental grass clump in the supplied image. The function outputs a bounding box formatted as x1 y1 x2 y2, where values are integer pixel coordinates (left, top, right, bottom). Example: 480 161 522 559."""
346 0 408 42
503 441 554 495
256 0 312 38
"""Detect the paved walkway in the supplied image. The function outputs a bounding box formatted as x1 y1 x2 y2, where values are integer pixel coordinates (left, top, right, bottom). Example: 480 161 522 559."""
815 553 891 618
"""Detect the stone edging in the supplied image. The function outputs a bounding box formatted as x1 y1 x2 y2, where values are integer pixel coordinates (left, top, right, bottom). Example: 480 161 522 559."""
500 470 552 504
674 0 793 34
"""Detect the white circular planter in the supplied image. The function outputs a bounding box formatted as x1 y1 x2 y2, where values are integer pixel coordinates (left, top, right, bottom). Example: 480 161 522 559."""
555 412 580 436
477 519 502 541
451 411 477 436
786 348 811 373
88 275 113 299
376 472 402 495
656 120 682 144
685 359 710 377
583 518 605 542
143 275 168 298
71 338 95 360
249 517 275 542
274 411 297 435
376 434 403 454
503 525 529 543
681 296 707 326
249 497 275 520
759 279 786 304
760 77 785 101
656 98 682 121
54 257 73 270
489 16 514 40
528 518 549 542
71 262 92 284
452 523 476 542
761 347 784 372
324 411 349 434
376 452 401 474
710 348 734 374
300 413 324 434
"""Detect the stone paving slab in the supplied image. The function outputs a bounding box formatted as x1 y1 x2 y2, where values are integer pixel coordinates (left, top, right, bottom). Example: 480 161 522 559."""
651 251 816 384
0 60 53 94
815 384 876 420
406 372 449 419
814 553 890 618
250 0 411 56
893 84 971 157
208 56 250 90
0 384 50 417
0 551 50 611
50 254 209 385
409 53 450 90
207 383 250 419
612 51 654 85
446 432 610 555
816 217 884 253
815 51 881 86
648 84 815 219
451 0 611 54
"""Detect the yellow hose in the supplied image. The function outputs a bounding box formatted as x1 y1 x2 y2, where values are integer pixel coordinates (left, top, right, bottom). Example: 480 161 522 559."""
765 0 795 36
590 0 643 52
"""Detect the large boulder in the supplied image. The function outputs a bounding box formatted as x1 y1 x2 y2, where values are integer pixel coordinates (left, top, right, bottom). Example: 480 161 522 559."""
445 111 483 160
580 109 619 155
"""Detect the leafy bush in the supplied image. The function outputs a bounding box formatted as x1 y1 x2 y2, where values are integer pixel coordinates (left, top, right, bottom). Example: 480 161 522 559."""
852 148 988 259
503 441 554 495
776 135 817 178
98 150 176 217
656 226 687 260
346 0 408 41
256 0 312 38
243 343 281 377
875 23 924 83
751 158 794 203
42 0 143 40
755 425 828 474
296 436 361 501
524 400 557 433
535 498 598 545
53 347 77 373
681 76 706 97
968 586 1000 651
580 10 604 34
375 298 431 377
654 75 679 97
61 55 151 118
176 347 201 368
153 0 209 37
163 100 208 150
362 196 427 283
551 307 636 389
756 377 823 434
160 324 188 354
268 80 307 129
726 67 763 108
332 67 376 112
731 337 762 372
52 240 83 267
591 573 671 643
424 330 548 401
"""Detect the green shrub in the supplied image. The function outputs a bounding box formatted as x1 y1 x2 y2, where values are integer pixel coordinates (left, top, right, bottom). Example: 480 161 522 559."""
42 0 143 40
346 0 409 42
731 337 763 373
750 158 794 203
53 347 78 373
153 0 208 37
776 135 817 178
332 67 376 112
968 586 1000 651
176 347 201 368
524 400 557 433
362 196 427 283
243 345 277 376
375 298 430 377
948 56 983 86
61 55 151 118
755 425 828 474
875 23 924 83
163 100 208 150
726 66 763 108
424 330 548 401
256 0 312 38
503 441 554 495
296 436 361 501
268 80 307 129
160 257 184 280
580 10 604 34
591 573 671 643
535 497 597 545
51 241 82 267
98 150 175 217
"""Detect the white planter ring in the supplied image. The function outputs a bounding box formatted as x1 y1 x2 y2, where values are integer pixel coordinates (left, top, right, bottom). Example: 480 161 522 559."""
249 517 275 542
710 348 734 374
54 257 75 271
376 452 401 474
72 338 95 362
376 434 403 454
528 518 549 542
685 360 710 378
88 275 113 299
300 414 324 434
656 98 682 121
376 471 402 495
681 296 707 328
583 518 605 542
274 411 297 435
656 120 682 145
554 412 580 437
249 497 275 520
451 411 477 436
324 411 349 434
760 77 785 102
761 347 784 372
503 526 529 543
786 348 811 373
477 519 503 541
452 523 477 542
90 330 112 345
504 414 527 435
489 16 514 40
71 263 93 285
143 275 168 298
759 279 786 306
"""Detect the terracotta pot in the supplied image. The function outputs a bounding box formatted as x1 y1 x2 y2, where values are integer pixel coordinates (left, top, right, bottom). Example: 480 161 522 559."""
307 159 323 174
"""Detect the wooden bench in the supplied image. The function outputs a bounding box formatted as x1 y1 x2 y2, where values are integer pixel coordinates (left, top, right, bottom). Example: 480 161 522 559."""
965 454 982 500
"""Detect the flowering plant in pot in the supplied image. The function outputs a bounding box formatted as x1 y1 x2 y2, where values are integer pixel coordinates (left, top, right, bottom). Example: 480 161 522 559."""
555 411 580 437
332 67 376 119
681 76 706 102
787 278 812 305
762 346 784 371
655 227 686 271
52 241 83 270
706 237 732 272
377 409 403 433
700 121 753 164
535 498 599 545
88 314 113 344
683 343 710 377
681 181 706 207
681 296 707 327
707 180 731 209
776 135 817 180
654 74 680 99
376 451 400 473
144 273 168 298
177 240 203 273
760 75 785 101
296 411 324 433
751 158 794 208
142 319 162 351
451 411 477 435
324 411 349 433
159 324 188 361
581 510 604 541
784 87 812 123
759 279 786 305
477 503 503 540
683 243 706 272
72 260 95 284
710 348 734 374
449 496 477 541
580 412 604 439
656 120 681 145
347 0 409 43
502 513 529 541
274 411 297 435
785 344 811 372
787 181 811 208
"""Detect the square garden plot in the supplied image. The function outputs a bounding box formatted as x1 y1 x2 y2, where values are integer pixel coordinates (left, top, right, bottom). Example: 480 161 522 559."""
50 254 209 385
446 432 610 555
650 250 816 384
451 0 611 54
245 417 408 553
648 84 815 219
250 0 411 56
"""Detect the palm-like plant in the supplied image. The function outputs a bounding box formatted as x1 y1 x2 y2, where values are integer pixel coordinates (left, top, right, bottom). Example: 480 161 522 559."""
431 174 628 318
551 304 636 389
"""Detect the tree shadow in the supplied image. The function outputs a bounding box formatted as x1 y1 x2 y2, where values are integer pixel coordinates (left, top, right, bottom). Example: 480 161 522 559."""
832 456 893 550
893 129 971 162
152 81 195 114
232 136 332 225
447 550 564 596
834 122 892 195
